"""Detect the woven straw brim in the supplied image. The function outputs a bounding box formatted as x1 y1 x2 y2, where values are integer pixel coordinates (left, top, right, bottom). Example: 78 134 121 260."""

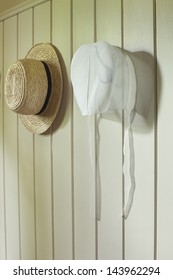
20 43 63 134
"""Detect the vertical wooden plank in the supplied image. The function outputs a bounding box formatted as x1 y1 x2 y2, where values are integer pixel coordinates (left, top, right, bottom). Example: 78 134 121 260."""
157 0 173 259
96 0 123 260
18 9 36 260
96 0 121 45
73 0 96 259
34 1 51 44
4 16 20 259
0 21 6 260
34 1 53 259
123 0 155 259
52 0 73 259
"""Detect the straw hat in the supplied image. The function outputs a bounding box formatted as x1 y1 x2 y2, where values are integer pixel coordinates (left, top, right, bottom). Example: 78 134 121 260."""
5 43 63 134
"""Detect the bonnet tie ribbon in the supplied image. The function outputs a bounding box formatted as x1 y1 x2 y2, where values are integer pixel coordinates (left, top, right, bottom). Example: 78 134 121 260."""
88 110 136 220
123 110 136 219
87 115 101 221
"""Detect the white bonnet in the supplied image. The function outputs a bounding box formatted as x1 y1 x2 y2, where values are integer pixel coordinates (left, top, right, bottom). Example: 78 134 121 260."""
71 41 137 219
71 41 136 117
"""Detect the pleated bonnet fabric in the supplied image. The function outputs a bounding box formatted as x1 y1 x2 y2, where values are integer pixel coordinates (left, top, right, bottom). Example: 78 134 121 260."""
71 41 137 219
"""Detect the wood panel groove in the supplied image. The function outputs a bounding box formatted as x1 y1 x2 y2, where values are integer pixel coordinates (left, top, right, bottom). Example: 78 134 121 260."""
70 0 75 261
157 0 173 260
16 13 22 261
153 0 158 260
0 20 7 260
93 0 98 261
121 0 126 261
49 0 54 260
33 136 37 260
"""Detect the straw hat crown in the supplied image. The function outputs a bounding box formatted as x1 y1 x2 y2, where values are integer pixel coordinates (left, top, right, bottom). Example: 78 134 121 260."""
5 43 63 134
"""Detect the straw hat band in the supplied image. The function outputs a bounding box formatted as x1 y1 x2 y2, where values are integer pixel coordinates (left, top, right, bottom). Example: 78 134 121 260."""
5 59 49 115
36 61 52 115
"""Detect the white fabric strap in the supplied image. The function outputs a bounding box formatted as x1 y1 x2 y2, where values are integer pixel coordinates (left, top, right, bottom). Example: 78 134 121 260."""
123 110 136 219
122 53 137 219
87 115 101 221
88 111 136 220
95 114 101 221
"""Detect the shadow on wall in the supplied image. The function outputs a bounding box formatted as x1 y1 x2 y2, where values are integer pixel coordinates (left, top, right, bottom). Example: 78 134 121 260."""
43 46 70 135
102 50 161 133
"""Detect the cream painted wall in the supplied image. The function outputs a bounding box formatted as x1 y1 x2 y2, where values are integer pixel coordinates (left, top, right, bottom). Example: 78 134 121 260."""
0 0 173 260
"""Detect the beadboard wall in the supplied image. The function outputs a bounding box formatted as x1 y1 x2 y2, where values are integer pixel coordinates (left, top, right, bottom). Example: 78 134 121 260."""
0 0 172 260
